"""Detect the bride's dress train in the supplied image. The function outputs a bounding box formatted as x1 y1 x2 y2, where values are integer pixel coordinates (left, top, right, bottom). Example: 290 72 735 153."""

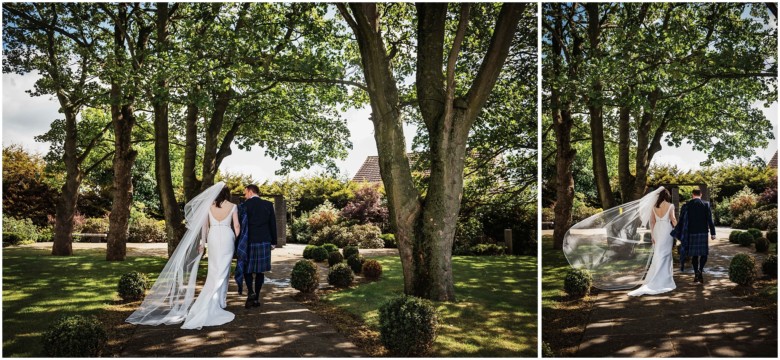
181 205 236 329
628 204 676 297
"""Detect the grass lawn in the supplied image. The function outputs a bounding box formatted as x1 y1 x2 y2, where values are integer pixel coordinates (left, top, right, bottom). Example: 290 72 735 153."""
2 247 177 357
322 255 537 357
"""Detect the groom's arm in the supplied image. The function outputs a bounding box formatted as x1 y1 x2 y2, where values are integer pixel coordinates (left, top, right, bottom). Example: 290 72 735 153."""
269 203 278 246
706 203 716 237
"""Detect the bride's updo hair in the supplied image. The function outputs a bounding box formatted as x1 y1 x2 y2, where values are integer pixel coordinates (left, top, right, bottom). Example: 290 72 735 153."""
215 187 232 208
655 188 671 208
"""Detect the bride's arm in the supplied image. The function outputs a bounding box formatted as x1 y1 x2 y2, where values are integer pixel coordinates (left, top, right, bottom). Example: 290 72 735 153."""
199 213 209 253
670 205 677 227
650 216 656 244
232 207 240 236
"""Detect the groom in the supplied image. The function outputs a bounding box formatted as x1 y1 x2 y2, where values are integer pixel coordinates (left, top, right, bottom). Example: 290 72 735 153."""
674 189 716 284
236 184 277 308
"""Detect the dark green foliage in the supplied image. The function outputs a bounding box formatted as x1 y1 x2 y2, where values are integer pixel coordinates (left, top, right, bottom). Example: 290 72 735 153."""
328 251 344 267
729 231 742 244
311 246 329 262
362 259 383 280
729 253 757 286
302 245 318 259
3 217 45 244
762 255 777 278
343 245 359 260
767 230 778 244
3 233 23 245
739 232 755 247
380 233 397 248
42 315 107 357
755 237 770 253
747 228 763 241
378 295 438 356
471 244 507 256
564 268 592 297
347 254 365 274
322 243 339 253
291 260 319 293
117 271 150 301
327 263 354 287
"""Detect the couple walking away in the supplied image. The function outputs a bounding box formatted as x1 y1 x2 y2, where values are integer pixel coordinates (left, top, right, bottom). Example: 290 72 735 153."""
125 182 277 330
628 187 716 297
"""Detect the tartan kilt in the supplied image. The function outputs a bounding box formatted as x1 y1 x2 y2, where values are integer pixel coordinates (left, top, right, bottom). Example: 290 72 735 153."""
686 232 710 256
246 242 272 273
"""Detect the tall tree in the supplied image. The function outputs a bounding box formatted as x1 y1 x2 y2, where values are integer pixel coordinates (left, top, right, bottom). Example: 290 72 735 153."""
99 3 154 261
337 3 527 300
3 3 106 255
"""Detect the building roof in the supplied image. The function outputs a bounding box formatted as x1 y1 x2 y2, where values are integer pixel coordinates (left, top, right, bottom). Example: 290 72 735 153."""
352 156 382 183
770 150 778 169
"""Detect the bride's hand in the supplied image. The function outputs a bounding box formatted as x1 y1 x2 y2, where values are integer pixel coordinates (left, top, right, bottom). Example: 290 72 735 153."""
651 238 655 245
198 244 204 254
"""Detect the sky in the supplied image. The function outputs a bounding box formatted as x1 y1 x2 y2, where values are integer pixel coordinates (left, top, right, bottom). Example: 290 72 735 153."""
2 72 417 182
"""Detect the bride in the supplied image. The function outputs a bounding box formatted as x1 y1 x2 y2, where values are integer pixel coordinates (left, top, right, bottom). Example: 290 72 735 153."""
126 182 239 329
628 187 677 297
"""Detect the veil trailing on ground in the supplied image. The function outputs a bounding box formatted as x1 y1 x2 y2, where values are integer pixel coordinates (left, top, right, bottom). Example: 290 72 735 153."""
126 182 225 325
563 187 666 290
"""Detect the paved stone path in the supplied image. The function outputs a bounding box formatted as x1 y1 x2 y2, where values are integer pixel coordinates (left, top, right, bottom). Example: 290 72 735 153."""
23 242 397 357
574 235 777 357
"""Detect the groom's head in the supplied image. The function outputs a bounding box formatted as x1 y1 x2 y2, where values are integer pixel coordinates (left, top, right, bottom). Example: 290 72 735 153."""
244 184 260 199
692 189 702 199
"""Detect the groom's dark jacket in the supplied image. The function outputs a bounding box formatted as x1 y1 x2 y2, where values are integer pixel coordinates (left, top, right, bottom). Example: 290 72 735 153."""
684 198 716 236
242 196 277 245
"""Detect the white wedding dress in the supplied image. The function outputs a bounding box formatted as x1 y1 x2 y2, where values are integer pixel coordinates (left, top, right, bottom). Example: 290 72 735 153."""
628 204 676 297
181 205 237 329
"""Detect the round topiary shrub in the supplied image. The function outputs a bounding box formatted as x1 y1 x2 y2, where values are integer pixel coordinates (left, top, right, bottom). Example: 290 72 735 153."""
347 253 365 274
328 250 344 267
328 263 354 287
738 232 754 247
118 271 150 301
747 228 763 241
42 315 107 357
564 268 592 297
378 295 438 356
755 237 770 253
767 230 778 244
303 245 318 259
729 253 757 286
762 255 777 279
311 246 329 262
362 259 383 280
322 243 339 253
343 245 360 260
729 231 742 244
291 260 319 293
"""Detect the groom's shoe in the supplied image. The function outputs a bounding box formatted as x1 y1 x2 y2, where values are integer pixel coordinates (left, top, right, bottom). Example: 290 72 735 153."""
698 271 705 284
245 293 256 309
252 293 261 307
693 271 701 283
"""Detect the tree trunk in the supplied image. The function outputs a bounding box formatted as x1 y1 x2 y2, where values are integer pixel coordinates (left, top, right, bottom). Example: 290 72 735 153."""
340 3 522 300
153 3 186 255
52 109 81 256
106 5 140 261
632 89 660 200
617 101 635 203
550 3 578 250
183 104 201 202
200 92 231 192
585 4 615 209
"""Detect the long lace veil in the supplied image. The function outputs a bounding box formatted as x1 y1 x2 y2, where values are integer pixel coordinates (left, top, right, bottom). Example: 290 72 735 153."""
563 187 665 290
126 182 225 325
